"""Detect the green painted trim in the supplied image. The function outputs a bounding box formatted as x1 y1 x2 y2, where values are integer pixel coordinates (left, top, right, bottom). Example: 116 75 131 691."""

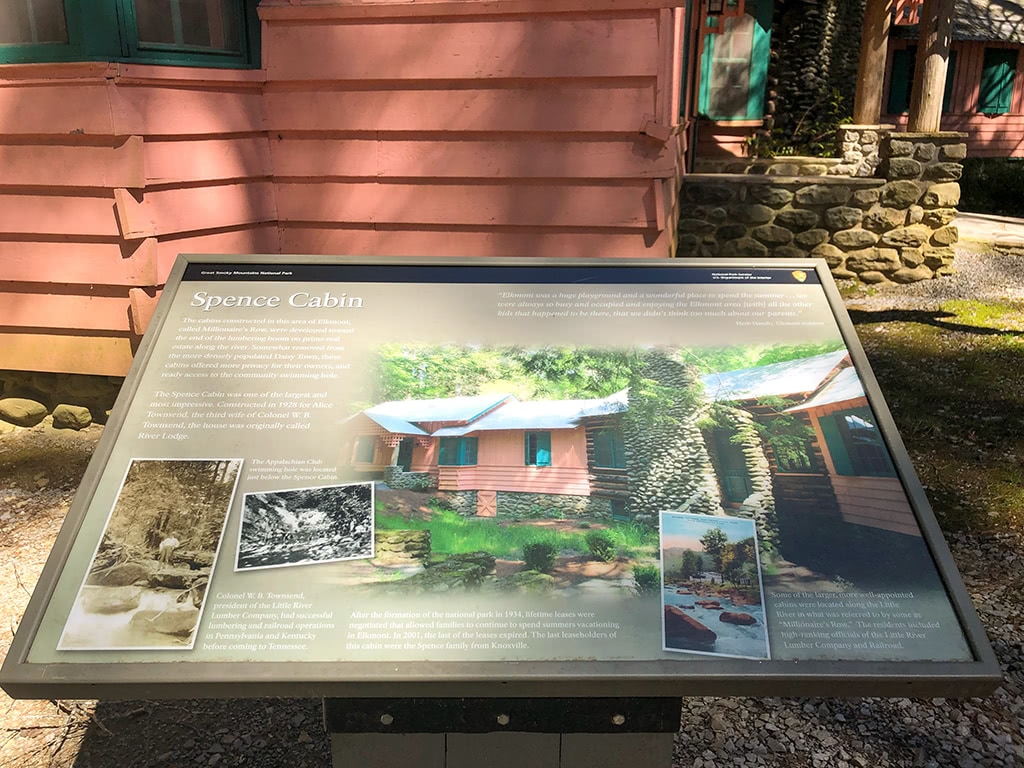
0 0 259 68
698 27 714 117
747 0 772 119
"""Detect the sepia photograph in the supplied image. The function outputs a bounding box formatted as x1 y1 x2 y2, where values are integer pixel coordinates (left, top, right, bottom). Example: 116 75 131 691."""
59 458 242 651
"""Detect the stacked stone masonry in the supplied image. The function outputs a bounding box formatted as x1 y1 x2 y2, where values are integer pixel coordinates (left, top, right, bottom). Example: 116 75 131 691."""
678 133 966 284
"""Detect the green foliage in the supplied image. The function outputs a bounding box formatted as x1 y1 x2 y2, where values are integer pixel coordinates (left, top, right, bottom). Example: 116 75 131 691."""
960 158 1024 217
586 530 617 562
523 541 557 573
688 341 846 376
700 526 729 574
515 347 635 398
746 89 849 158
369 344 638 403
375 508 584 558
632 564 662 596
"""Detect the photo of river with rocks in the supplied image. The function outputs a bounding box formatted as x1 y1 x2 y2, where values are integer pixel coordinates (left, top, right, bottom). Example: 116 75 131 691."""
59 458 241 650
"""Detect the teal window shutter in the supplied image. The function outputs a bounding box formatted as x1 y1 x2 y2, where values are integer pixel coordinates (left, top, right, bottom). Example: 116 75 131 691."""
525 432 551 467
979 48 1017 115
818 414 855 476
888 47 915 115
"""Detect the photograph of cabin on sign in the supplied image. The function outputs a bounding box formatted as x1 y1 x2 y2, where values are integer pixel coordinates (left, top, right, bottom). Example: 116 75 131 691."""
58 458 241 651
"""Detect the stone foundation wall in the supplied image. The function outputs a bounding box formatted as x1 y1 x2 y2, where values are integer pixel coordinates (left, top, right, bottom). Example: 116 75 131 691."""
383 466 436 491
678 132 966 284
495 491 612 520
0 370 123 431
836 124 895 177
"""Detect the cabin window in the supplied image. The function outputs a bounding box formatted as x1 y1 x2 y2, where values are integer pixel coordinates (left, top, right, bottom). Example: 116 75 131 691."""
979 48 1018 115
819 407 896 478
697 0 771 120
0 0 259 67
887 46 957 115
524 432 552 467
593 428 626 469
439 437 478 466
353 435 376 464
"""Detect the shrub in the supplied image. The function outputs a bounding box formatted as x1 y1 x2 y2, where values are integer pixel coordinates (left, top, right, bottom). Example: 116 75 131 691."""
960 158 1024 217
586 530 616 562
632 564 662 596
522 541 557 573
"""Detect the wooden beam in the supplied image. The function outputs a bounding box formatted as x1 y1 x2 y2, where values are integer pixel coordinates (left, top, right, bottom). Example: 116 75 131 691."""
908 0 956 132
853 0 893 125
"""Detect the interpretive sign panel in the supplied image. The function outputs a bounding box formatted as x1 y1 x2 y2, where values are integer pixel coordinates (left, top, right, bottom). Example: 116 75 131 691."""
1 257 1000 699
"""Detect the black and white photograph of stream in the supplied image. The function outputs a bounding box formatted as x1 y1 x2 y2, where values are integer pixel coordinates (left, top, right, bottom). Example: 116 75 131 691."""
235 482 374 571
59 458 242 650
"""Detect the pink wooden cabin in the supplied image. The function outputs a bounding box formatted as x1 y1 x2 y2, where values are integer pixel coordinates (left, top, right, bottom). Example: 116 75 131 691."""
0 0 688 379
345 390 628 518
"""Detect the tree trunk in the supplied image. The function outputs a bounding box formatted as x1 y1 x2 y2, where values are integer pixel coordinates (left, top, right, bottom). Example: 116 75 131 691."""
853 0 893 125
908 0 956 132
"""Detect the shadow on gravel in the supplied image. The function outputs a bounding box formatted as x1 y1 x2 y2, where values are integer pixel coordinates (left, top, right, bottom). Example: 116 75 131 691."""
72 698 331 768
847 308 1024 337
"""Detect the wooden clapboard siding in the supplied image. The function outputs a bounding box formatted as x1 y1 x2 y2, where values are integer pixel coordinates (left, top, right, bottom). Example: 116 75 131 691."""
266 17 659 81
144 137 273 185
0 137 144 188
831 476 920 537
264 2 682 259
0 331 134 378
115 182 277 239
0 240 157 286
692 120 759 159
0 63 274 376
478 429 588 469
271 138 678 180
280 226 669 258
264 85 659 134
1 1 686 377
0 289 131 331
276 181 659 228
438 464 592 495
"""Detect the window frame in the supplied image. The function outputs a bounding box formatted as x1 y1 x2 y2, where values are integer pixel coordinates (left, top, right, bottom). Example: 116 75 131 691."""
439 437 479 467
592 428 626 469
697 0 772 121
353 435 376 465
819 407 896 478
0 0 260 68
524 431 552 467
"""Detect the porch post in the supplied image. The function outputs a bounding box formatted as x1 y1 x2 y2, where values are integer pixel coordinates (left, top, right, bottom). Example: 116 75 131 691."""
852 0 892 125
907 0 956 132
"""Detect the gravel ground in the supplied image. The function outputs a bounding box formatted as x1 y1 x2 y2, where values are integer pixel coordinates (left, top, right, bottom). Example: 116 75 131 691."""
2 246 1023 767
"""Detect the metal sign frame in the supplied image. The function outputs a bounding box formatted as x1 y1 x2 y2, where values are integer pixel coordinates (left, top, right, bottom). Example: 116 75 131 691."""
1 256 1001 700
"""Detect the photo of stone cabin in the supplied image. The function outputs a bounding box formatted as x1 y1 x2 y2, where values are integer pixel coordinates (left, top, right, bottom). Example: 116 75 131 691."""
701 350 923 566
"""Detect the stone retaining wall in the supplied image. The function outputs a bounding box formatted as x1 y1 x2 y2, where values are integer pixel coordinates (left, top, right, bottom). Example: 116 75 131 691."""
678 132 966 284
